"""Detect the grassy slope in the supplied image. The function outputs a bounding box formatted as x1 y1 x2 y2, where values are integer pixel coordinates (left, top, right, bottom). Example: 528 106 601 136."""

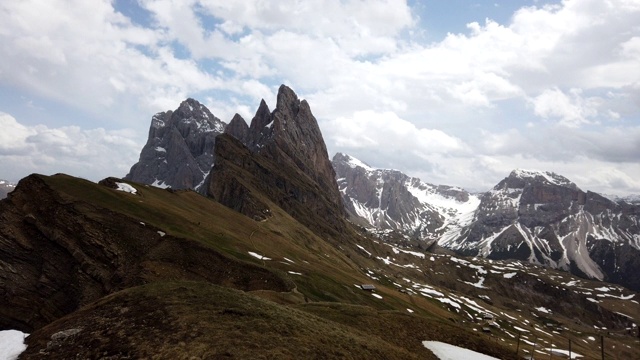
23 282 432 359
15 174 536 358
44 174 409 309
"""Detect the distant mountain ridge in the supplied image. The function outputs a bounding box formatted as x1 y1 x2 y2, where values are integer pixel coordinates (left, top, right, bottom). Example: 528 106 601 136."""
0 179 16 199
439 169 640 290
336 157 640 291
332 152 479 243
604 193 640 205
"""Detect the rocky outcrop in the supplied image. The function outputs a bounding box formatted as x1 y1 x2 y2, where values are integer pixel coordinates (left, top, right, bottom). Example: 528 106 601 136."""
439 169 640 291
209 85 347 239
125 98 226 191
0 174 290 332
332 152 479 242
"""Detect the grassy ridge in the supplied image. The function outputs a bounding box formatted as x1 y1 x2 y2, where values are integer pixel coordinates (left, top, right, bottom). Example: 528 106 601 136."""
24 174 524 358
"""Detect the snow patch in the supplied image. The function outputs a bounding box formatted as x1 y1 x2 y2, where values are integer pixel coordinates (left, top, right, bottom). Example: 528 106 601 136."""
535 306 551 314
511 169 574 188
544 348 583 359
356 244 372 256
462 276 487 289
115 182 137 194
390 246 426 258
513 326 530 333
0 330 28 360
422 341 500 360
344 154 373 171
248 251 271 260
437 297 461 309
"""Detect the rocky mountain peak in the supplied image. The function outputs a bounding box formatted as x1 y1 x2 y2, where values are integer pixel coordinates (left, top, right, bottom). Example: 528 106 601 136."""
175 98 225 134
225 113 249 144
438 169 640 291
333 153 480 242
267 85 340 195
150 111 169 129
221 85 343 210
125 99 227 190
333 152 374 171
499 169 577 190
274 84 300 119
208 85 347 239
250 99 272 129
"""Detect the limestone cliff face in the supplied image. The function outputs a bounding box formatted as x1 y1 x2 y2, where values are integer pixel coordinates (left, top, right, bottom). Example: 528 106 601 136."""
125 98 226 191
209 85 347 239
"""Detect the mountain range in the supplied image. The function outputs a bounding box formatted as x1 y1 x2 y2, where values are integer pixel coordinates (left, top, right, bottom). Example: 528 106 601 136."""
334 156 640 292
1 86 638 359
122 89 640 292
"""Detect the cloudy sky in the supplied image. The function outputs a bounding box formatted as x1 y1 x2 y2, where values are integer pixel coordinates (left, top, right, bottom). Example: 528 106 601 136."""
1 0 639 195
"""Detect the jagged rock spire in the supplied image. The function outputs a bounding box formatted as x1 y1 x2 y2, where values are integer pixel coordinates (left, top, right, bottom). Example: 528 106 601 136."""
125 98 226 190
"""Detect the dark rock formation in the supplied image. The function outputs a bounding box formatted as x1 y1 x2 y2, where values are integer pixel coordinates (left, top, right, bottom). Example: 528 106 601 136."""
209 85 347 239
225 113 250 145
125 98 226 191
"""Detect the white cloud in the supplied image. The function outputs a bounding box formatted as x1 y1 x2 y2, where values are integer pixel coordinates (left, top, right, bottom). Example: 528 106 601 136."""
326 110 465 153
324 110 470 181
530 88 600 127
0 112 141 182
1 0 640 196
477 124 640 163
0 113 36 155
0 0 226 126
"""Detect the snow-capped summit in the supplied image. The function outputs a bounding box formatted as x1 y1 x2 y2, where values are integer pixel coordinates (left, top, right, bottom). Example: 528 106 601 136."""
333 152 374 172
506 169 577 189
332 153 480 242
339 162 640 291
439 169 640 291
175 98 226 134
125 98 227 191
